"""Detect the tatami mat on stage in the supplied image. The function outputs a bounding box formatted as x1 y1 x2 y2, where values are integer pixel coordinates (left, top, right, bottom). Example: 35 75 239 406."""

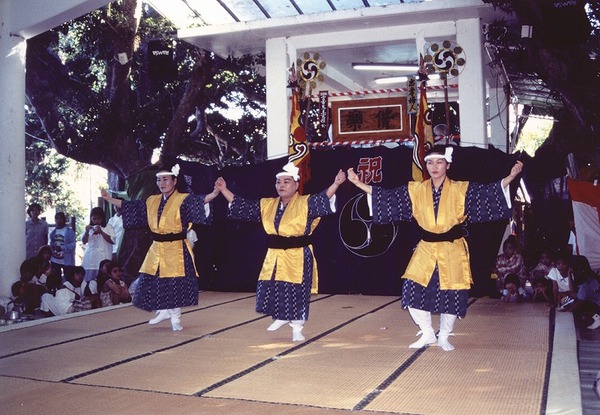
0 292 574 415
69 294 397 395
203 304 416 409
0 291 255 357
365 302 550 415
0 376 362 415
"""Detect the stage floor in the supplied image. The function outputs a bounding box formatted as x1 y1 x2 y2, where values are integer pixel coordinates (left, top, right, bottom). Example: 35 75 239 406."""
0 292 582 415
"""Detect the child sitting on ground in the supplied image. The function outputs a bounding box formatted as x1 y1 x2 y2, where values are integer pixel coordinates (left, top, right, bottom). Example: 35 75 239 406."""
501 273 526 303
531 277 554 304
546 251 576 309
20 257 47 314
65 266 100 311
494 236 528 294
530 249 554 279
100 262 131 307
40 272 74 316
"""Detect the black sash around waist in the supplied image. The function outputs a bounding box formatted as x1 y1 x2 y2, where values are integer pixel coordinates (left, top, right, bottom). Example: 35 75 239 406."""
420 223 467 243
151 231 187 242
266 234 312 250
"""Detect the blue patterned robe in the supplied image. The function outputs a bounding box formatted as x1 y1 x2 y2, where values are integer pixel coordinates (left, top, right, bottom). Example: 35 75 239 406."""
229 191 334 321
372 180 510 317
122 193 211 311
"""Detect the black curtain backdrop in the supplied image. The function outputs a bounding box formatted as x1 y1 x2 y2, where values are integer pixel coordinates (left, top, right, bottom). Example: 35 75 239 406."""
179 145 517 298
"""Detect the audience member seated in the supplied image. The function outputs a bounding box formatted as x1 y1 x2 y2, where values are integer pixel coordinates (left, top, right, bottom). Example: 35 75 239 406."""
19 257 47 315
530 249 554 280
40 272 75 317
546 251 576 309
64 266 100 311
568 256 600 329
100 262 131 307
36 245 53 280
9 280 27 314
531 277 554 304
501 273 525 303
95 259 113 300
494 235 528 294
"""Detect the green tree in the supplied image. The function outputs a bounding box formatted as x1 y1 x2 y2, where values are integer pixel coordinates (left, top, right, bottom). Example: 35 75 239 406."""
25 0 266 180
485 0 600 172
25 104 86 222
24 0 267 273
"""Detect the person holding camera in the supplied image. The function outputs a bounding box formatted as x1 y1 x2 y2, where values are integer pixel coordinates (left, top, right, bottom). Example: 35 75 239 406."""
81 207 115 283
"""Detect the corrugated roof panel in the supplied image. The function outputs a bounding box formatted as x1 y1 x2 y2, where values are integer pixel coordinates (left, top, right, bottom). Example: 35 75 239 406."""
146 0 206 28
178 0 237 25
220 0 267 22
369 0 404 6
293 0 335 14
331 0 370 11
148 0 430 28
258 0 303 18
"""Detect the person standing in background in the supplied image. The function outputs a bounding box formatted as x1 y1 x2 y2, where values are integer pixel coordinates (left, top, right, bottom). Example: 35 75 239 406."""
49 212 76 281
107 203 124 261
81 207 115 282
26 203 48 260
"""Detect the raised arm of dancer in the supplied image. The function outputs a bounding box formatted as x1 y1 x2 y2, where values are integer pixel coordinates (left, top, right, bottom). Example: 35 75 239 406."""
215 177 235 203
326 169 347 199
347 168 372 195
204 186 220 204
101 189 122 208
501 161 524 189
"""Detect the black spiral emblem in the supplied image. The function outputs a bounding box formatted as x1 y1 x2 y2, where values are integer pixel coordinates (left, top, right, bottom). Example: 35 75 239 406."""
296 52 326 91
339 194 398 257
433 49 455 72
424 40 466 78
301 60 319 82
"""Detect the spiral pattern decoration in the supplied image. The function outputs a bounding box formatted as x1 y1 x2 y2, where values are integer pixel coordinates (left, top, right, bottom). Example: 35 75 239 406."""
297 52 327 91
424 40 466 78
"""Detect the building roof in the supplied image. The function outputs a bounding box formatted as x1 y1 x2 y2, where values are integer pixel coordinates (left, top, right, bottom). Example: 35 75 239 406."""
146 0 559 111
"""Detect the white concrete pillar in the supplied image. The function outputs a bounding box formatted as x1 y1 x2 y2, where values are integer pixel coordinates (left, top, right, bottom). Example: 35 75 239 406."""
456 18 487 148
265 37 292 160
488 85 509 152
0 9 27 298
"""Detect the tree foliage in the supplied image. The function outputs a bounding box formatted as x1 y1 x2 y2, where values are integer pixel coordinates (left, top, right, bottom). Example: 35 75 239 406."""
25 0 267 181
484 0 600 172
25 105 86 221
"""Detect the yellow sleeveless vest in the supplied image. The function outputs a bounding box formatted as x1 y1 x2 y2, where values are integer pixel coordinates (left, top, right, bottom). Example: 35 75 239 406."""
139 191 195 278
404 179 472 290
259 193 320 292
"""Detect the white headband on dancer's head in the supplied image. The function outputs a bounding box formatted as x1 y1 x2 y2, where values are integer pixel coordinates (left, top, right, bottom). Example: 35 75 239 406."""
276 162 300 181
424 146 453 163
156 164 180 177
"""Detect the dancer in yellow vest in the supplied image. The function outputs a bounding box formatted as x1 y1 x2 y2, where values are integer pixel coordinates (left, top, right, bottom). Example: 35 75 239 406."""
348 145 523 351
101 161 219 331
215 163 346 341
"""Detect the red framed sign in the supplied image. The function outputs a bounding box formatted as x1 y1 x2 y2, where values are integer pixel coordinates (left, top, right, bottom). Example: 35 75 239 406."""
332 97 409 142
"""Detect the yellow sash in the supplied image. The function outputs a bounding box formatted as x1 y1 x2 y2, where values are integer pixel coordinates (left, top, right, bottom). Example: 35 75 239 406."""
404 179 472 290
139 191 196 278
259 193 320 292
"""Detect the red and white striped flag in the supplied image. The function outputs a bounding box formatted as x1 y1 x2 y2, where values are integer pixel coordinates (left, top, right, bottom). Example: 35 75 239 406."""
568 178 600 272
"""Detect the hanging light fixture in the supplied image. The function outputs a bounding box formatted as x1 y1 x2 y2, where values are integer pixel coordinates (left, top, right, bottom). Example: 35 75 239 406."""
352 62 419 71
374 73 441 84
